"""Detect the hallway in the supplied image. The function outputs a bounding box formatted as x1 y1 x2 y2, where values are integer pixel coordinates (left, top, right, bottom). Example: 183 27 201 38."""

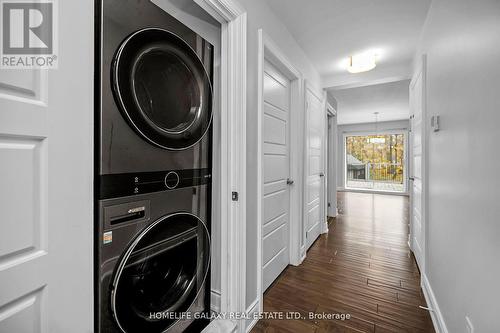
252 192 434 332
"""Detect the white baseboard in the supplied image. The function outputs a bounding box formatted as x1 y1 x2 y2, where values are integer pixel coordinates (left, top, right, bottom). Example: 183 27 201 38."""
300 245 306 263
205 289 238 333
211 289 221 313
421 274 448 333
202 319 237 333
327 206 337 217
321 219 329 234
245 298 260 332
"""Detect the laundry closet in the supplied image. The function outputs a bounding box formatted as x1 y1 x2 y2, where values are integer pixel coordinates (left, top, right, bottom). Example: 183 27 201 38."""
95 0 221 332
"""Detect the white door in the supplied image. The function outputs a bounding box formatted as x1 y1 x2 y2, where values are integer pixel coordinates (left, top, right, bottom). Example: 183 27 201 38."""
305 86 325 250
409 58 426 271
0 2 93 332
262 60 291 291
0 70 51 333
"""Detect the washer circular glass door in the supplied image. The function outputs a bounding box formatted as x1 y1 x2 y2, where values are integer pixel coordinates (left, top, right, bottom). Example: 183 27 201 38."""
111 213 210 333
112 28 213 150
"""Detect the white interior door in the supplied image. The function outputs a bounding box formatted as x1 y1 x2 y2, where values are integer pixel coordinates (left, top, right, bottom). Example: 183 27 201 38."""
409 59 426 271
305 87 325 250
262 60 291 291
0 68 51 333
0 2 93 332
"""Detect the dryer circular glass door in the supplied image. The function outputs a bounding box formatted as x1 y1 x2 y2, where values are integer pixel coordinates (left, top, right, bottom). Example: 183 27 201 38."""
110 213 210 333
112 28 213 150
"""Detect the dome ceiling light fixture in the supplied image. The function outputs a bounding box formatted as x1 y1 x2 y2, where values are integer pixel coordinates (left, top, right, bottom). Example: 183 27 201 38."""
347 51 377 74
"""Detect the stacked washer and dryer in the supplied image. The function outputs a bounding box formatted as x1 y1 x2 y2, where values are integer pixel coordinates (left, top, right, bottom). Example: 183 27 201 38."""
96 0 214 332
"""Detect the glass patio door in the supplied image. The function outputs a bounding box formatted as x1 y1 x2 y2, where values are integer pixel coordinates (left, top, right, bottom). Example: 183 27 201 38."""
345 133 406 192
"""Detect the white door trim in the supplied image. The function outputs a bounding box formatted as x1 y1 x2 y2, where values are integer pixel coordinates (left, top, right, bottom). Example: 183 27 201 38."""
326 103 336 117
304 81 328 241
255 29 304 330
326 103 337 218
193 1 247 331
320 99 332 233
409 54 428 277
305 81 324 102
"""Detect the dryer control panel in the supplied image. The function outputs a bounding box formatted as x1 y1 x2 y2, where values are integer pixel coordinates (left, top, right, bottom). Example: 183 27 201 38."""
99 168 211 199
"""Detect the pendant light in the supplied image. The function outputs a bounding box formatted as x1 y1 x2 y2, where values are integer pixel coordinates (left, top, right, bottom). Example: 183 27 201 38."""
369 112 384 144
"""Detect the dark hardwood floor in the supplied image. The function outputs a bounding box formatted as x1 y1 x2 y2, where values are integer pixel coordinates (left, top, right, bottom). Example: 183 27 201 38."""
252 191 435 333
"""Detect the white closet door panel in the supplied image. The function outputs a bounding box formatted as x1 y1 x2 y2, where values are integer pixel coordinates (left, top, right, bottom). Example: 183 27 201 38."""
262 60 291 291
305 87 325 250
263 190 287 223
262 249 288 290
263 224 287 264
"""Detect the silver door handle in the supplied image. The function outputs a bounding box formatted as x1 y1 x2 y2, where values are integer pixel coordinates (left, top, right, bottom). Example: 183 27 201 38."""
319 173 324 177
409 177 415 181
286 178 294 185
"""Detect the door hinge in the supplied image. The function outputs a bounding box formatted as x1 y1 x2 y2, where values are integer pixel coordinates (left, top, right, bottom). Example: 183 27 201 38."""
328 202 331 207
231 191 239 201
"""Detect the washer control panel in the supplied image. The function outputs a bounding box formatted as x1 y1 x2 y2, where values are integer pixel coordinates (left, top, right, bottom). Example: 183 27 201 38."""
99 168 211 199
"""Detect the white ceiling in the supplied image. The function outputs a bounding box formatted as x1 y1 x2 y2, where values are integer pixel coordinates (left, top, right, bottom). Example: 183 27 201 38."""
330 80 410 125
265 0 431 89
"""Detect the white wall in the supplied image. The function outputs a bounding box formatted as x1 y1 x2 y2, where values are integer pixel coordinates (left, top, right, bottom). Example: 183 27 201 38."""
415 0 500 331
237 0 322 312
337 120 410 190
329 80 411 125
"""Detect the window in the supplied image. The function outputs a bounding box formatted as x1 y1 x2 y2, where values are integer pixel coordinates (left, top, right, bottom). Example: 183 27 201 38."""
345 133 406 192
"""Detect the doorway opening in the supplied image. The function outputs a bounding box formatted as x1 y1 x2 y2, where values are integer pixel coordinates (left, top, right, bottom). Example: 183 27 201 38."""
344 133 407 193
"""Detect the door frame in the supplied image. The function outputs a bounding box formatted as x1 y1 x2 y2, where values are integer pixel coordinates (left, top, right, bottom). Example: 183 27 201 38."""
409 54 428 277
326 104 337 218
193 0 247 331
255 28 304 326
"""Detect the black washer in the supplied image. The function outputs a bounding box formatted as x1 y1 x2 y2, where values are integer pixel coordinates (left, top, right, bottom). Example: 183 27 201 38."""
110 213 210 333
